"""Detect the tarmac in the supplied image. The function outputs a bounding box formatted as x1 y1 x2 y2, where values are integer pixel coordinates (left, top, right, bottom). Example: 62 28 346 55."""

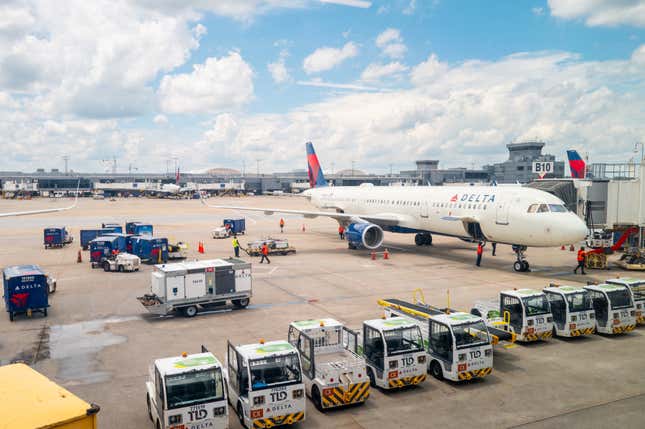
0 196 644 428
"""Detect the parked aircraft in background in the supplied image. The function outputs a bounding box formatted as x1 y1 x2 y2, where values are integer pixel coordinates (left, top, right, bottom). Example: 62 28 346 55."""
202 143 588 272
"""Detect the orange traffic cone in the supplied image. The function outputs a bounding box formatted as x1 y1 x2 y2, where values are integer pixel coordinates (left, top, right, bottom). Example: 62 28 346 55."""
302 224 306 232
561 245 565 251
198 241 204 254
371 251 376 260
383 249 389 260
77 249 82 263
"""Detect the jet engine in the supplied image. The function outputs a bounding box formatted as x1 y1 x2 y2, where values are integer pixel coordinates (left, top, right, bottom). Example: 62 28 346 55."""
345 223 384 250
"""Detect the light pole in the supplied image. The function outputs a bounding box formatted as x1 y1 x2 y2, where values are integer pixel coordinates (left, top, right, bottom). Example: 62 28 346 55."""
635 142 644 161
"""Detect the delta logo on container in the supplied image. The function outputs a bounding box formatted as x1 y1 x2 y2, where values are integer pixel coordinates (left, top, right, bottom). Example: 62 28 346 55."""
449 194 496 203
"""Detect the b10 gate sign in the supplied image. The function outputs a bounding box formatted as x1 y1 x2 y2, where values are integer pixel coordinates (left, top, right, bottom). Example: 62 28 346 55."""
532 161 554 174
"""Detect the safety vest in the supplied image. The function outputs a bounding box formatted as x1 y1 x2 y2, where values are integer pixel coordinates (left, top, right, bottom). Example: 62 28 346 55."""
280 219 285 226
477 245 483 255
232 238 239 248
262 245 269 255
577 250 585 262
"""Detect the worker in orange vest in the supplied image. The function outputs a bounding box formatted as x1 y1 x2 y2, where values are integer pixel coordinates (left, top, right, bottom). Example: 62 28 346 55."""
574 246 586 275
260 242 271 264
338 225 345 240
279 218 285 233
476 242 484 267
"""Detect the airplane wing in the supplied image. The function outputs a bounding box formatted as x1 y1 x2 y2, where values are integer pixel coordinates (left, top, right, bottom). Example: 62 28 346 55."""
200 198 406 226
0 182 79 218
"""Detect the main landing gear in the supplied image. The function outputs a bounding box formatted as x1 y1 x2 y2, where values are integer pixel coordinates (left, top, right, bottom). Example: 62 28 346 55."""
512 245 530 272
415 233 433 246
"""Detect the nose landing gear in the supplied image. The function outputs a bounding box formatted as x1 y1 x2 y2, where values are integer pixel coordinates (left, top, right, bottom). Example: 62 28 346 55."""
512 245 530 272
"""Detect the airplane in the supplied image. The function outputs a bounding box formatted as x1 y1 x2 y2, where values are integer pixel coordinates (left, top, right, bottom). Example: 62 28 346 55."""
201 143 588 272
0 183 79 217
566 150 586 179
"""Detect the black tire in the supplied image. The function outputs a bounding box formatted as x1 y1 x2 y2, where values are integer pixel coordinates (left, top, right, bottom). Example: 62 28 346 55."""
513 261 523 272
147 394 152 421
424 234 433 246
233 298 250 308
430 361 443 381
367 367 376 387
43 308 47 317
237 402 247 428
156 420 161 429
471 308 482 317
9 312 14 322
118 265 124 272
312 386 324 411
414 234 423 246
183 305 198 317
103 261 110 272
522 261 530 272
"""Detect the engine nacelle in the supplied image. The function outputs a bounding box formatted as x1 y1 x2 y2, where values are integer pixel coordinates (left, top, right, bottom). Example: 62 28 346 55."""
346 223 384 250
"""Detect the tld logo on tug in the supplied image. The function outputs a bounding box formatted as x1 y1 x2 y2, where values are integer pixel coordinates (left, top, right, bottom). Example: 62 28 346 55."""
450 194 496 203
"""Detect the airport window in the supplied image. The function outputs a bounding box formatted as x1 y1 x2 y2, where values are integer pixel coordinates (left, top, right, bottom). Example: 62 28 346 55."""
528 204 538 213
537 204 549 213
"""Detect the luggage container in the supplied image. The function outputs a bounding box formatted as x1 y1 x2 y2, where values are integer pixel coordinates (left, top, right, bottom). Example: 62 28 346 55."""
43 226 73 248
3 264 50 321
543 285 596 337
89 236 122 267
131 236 169 263
103 233 136 254
605 277 645 325
126 221 153 236
224 218 246 235
0 363 100 428
583 283 636 334
146 349 227 429
80 228 115 250
137 258 252 317
101 222 123 233
225 340 305 428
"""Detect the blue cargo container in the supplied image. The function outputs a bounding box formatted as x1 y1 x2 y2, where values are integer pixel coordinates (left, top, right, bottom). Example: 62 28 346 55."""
101 223 123 233
80 228 115 250
125 221 153 236
102 233 134 253
131 236 168 263
43 227 72 248
224 218 246 234
89 236 121 265
3 265 49 321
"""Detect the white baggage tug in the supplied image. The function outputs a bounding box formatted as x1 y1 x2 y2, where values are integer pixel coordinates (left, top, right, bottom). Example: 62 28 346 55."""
583 283 636 334
146 350 228 429
472 289 553 342
226 340 305 429
357 318 427 389
379 298 495 382
605 277 645 325
543 285 595 337
287 319 370 410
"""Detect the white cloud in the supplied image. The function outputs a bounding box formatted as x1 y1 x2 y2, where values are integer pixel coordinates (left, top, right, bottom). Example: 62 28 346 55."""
303 42 359 74
532 7 544 16
319 0 371 8
195 45 645 172
268 50 291 83
153 114 168 125
403 0 416 15
360 62 408 82
376 28 402 48
376 28 407 59
297 79 381 91
158 52 254 114
548 0 645 27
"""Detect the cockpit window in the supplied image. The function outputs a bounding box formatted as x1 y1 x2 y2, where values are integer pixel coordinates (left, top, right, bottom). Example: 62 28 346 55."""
537 204 549 213
527 204 538 213
548 204 567 212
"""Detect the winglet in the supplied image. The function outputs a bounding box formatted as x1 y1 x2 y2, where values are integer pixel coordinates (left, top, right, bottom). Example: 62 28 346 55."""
566 150 586 179
306 142 328 188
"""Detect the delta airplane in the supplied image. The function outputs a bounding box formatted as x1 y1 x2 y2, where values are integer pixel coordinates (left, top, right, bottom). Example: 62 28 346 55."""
202 143 588 272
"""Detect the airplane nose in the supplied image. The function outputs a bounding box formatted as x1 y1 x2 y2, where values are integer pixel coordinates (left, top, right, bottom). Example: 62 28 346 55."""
568 217 588 244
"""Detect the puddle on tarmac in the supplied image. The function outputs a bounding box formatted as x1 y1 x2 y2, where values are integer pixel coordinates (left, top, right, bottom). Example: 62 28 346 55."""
47 316 139 385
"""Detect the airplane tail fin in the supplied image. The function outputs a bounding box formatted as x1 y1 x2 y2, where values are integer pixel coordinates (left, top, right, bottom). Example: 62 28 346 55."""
566 150 586 179
306 142 328 188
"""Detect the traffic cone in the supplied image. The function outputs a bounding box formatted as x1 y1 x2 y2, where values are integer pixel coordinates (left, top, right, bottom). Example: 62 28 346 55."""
198 241 204 254
383 249 389 260
371 251 376 260
302 224 306 232
569 245 575 251
561 245 565 251
77 249 82 263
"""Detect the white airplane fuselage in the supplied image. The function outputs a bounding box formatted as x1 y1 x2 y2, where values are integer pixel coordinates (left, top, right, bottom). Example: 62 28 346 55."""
305 184 588 247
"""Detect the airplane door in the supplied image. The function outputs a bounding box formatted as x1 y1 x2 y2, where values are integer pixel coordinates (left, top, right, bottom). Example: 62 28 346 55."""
495 202 509 225
420 201 429 218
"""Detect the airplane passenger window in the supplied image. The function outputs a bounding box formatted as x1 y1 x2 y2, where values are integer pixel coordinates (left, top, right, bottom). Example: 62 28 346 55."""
537 204 549 213
483 204 487 210
527 204 538 213
549 204 567 212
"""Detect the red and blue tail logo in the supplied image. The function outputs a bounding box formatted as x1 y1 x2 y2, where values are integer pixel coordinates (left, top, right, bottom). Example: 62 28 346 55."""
306 142 328 188
566 150 586 179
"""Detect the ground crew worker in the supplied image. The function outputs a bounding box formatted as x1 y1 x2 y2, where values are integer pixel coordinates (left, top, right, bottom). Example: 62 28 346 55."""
574 246 586 274
338 225 345 240
492 242 497 256
260 242 271 264
232 234 240 258
476 242 484 267
279 218 285 233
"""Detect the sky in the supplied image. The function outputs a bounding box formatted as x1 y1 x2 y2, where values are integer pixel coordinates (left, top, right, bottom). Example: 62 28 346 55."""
1 0 645 174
